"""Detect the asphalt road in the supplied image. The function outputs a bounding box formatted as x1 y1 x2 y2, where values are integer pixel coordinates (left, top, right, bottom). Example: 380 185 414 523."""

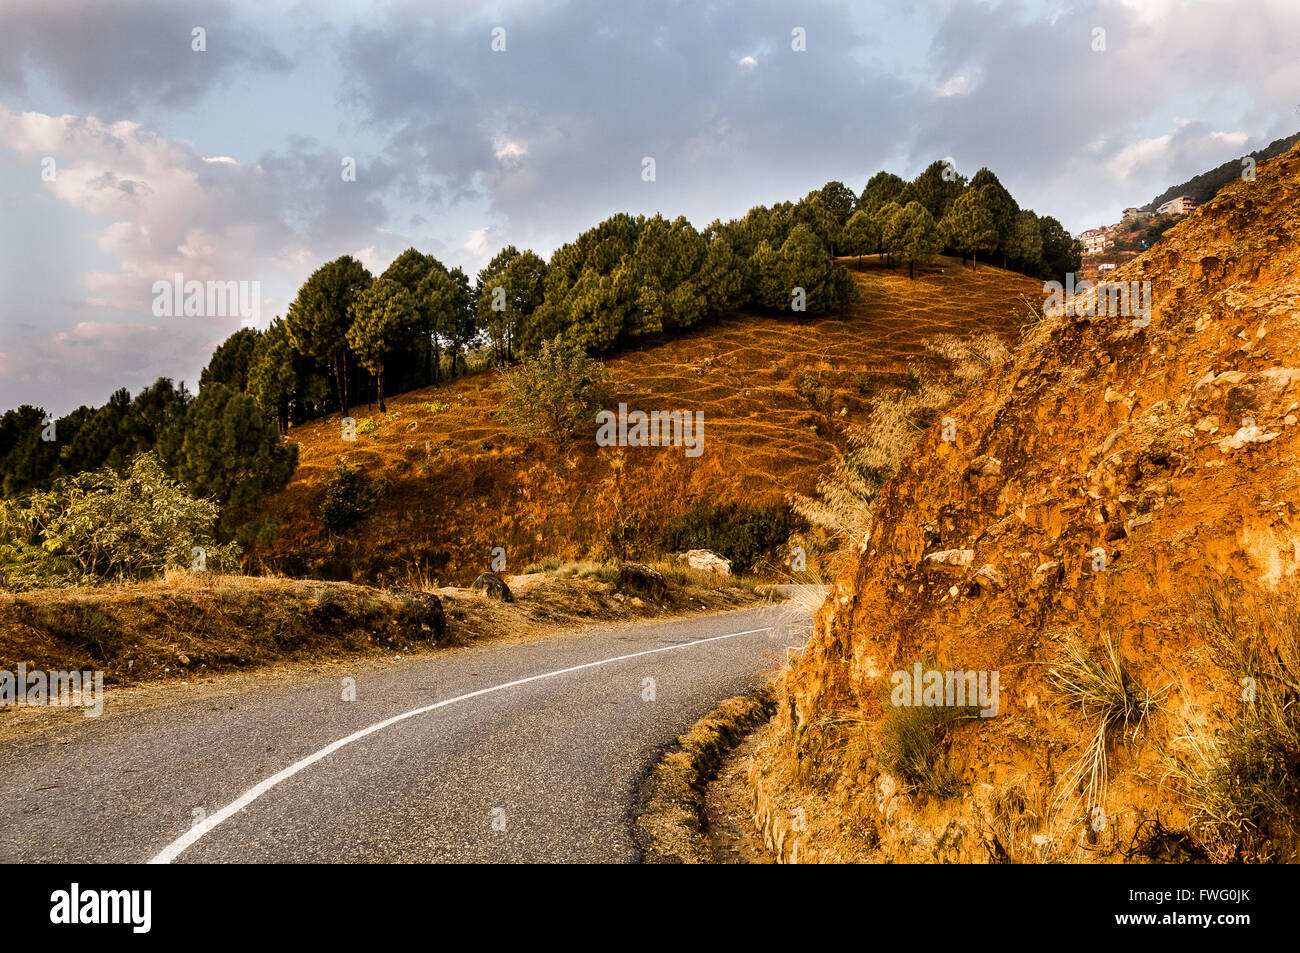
0 603 809 863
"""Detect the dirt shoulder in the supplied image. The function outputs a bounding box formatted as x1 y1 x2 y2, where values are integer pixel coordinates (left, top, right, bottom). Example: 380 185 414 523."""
0 568 767 742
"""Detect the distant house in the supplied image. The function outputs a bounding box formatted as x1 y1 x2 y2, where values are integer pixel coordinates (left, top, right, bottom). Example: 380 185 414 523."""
1122 207 1153 222
1156 195 1197 216
1080 229 1110 256
1098 262 1117 272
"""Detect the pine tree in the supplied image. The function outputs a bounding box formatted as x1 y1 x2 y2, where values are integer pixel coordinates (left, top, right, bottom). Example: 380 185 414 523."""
347 278 415 412
285 256 372 417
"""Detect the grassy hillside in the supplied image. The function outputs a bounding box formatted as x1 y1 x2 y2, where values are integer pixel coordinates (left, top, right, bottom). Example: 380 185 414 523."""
256 257 1042 585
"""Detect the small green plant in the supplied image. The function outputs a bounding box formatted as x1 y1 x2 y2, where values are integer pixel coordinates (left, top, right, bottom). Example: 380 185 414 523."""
902 363 924 393
879 693 976 799
797 373 831 411
852 372 874 396
497 336 609 446
355 417 378 436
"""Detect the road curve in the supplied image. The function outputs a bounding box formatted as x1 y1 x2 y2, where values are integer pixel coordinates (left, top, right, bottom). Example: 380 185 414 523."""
0 604 809 863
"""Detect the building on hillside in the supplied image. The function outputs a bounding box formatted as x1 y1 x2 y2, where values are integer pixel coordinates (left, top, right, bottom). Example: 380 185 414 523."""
1122 207 1153 222
1080 229 1110 256
1156 195 1197 216
1098 262 1117 272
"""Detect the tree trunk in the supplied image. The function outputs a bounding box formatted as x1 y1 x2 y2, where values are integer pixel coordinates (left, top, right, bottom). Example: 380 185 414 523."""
333 350 350 418
909 259 915 280
378 367 386 413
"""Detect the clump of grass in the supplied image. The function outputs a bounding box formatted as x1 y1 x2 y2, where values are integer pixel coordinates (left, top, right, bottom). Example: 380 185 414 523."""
923 332 1011 388
879 671 979 799
902 363 924 393
797 373 831 412
355 417 378 436
521 556 562 574
1165 581 1300 862
1049 632 1162 821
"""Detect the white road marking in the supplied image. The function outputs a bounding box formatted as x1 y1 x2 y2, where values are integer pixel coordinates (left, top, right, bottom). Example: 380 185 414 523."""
149 625 773 863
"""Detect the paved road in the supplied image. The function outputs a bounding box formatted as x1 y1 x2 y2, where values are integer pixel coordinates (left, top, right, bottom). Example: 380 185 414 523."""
0 604 809 863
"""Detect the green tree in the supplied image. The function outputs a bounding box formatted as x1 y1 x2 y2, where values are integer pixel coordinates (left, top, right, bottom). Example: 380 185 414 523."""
163 383 298 544
381 248 441 385
347 278 416 412
859 171 907 215
911 159 966 221
285 256 372 417
626 215 707 335
841 209 881 264
886 201 942 279
1006 209 1044 272
1038 215 1082 281
247 318 298 435
497 335 610 446
968 168 1019 267
697 235 746 315
200 328 259 393
778 224 836 311
940 187 999 268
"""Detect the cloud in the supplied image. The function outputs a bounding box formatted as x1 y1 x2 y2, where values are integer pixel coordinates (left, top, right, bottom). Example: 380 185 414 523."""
0 0 291 116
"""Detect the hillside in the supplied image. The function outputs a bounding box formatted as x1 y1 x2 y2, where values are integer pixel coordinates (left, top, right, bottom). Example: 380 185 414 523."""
255 259 1042 585
1148 130 1300 211
750 141 1300 862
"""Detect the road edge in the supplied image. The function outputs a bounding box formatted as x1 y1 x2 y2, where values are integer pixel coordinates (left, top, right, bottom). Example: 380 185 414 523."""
632 684 775 864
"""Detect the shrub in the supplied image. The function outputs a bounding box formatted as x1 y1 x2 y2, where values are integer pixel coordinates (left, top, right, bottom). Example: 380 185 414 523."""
497 335 609 445
658 501 795 575
797 373 831 412
0 452 239 588
879 691 976 799
319 462 379 532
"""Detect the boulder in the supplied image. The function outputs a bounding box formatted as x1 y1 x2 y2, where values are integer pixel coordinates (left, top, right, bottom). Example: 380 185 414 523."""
470 571 513 602
973 564 1007 591
616 562 668 601
678 549 732 575
387 587 448 641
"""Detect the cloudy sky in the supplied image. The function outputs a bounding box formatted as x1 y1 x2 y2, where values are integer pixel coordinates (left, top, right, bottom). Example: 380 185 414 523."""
2 0 1297 414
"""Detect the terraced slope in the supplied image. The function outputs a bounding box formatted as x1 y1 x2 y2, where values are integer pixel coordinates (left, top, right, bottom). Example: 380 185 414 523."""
257 257 1042 585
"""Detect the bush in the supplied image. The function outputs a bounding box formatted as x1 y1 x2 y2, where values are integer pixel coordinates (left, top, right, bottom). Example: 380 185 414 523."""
319 462 379 532
797 374 831 412
0 452 240 588
658 501 796 575
497 335 610 445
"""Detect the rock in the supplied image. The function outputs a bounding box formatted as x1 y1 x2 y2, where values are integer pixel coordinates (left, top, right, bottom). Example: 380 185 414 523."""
967 455 1003 478
1216 423 1281 453
388 587 449 640
470 571 513 602
973 564 1007 591
615 562 668 601
678 549 732 575
1031 561 1059 589
924 548 974 570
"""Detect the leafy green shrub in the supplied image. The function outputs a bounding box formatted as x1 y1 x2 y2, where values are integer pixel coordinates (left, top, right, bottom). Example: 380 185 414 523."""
497 335 609 445
356 417 378 436
319 462 379 532
657 501 796 575
0 452 239 588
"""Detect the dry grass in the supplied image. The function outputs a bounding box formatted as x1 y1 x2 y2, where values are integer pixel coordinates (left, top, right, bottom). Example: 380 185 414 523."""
1049 632 1163 824
257 257 1039 585
1163 581 1300 862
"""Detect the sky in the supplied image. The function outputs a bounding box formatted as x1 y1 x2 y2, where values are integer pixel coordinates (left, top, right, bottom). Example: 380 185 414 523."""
2 0 1298 414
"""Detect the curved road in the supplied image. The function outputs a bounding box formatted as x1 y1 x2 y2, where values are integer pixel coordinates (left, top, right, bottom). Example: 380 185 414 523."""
0 604 808 863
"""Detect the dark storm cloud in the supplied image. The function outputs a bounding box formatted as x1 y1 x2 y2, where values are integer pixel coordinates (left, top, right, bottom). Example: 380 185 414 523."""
338 0 918 242
0 0 291 115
